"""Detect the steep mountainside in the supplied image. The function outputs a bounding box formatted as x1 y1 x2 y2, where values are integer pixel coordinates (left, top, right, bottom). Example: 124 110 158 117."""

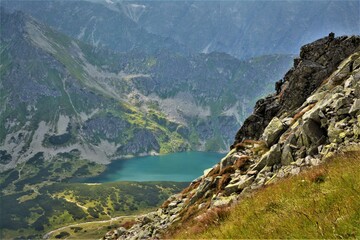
1 10 186 170
0 9 293 172
105 34 360 239
3 0 359 58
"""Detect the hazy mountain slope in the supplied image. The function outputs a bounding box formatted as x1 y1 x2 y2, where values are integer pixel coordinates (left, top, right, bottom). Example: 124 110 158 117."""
0 9 294 173
106 34 360 239
0 9 191 172
1 0 188 55
133 0 359 58
3 0 358 59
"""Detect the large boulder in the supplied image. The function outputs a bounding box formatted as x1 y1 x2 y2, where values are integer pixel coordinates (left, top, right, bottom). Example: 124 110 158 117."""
281 144 294 165
262 117 286 146
253 144 281 171
302 119 327 145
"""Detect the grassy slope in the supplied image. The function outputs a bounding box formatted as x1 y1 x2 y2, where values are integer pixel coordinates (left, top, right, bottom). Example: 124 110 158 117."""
171 147 360 239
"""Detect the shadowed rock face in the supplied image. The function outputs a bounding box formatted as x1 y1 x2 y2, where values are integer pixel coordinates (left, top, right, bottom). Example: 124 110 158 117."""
232 34 360 147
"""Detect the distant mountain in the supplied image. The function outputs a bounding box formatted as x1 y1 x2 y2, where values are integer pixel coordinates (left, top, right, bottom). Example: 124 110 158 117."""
0 9 293 173
2 0 359 58
133 0 359 58
1 0 188 55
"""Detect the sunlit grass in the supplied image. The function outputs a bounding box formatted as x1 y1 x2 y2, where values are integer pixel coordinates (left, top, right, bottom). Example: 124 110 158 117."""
172 147 360 239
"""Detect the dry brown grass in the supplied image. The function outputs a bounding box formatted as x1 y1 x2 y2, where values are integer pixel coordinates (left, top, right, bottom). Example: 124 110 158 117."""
234 155 252 173
291 103 316 125
179 181 201 198
219 165 235 175
216 173 232 193
120 220 136 230
164 206 231 238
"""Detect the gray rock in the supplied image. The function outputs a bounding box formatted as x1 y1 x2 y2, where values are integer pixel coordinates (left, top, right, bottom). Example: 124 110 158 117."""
302 105 321 123
337 107 351 115
262 117 286 146
224 182 241 195
203 167 214 177
198 203 207 209
220 151 238 169
306 91 327 104
310 157 321 166
303 119 326 145
333 97 350 111
353 125 360 138
354 84 360 98
253 144 281 171
281 144 294 165
189 177 213 205
168 201 178 209
141 216 153 226
328 122 344 143
117 227 127 235
291 167 301 175
349 99 360 115
170 206 182 214
247 170 258 175
224 176 254 196
212 196 234 207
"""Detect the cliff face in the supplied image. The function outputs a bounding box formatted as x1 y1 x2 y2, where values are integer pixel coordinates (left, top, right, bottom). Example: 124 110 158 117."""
105 35 360 239
233 34 360 145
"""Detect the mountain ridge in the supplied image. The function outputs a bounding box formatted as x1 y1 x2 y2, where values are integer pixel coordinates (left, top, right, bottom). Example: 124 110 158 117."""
2 0 359 59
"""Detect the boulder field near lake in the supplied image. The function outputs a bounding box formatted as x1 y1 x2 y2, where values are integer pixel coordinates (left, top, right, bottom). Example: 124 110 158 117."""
104 34 360 239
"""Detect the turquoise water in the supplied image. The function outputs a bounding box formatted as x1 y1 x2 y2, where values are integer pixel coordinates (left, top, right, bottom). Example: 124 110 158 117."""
83 152 224 182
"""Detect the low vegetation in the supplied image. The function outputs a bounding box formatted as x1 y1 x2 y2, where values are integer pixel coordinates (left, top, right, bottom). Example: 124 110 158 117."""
0 180 187 239
170 147 360 239
49 217 135 239
0 151 188 239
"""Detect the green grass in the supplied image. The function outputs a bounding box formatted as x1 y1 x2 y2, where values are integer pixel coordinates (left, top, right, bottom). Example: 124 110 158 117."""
171 147 360 239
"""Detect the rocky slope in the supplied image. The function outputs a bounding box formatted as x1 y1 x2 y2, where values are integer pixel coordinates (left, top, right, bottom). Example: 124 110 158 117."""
104 34 360 239
0 9 293 172
3 0 359 59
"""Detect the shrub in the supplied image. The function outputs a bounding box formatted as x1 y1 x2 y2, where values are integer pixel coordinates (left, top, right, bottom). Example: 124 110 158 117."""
54 231 70 239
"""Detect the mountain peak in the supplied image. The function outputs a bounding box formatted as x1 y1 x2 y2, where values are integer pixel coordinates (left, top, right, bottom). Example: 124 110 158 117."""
233 34 360 145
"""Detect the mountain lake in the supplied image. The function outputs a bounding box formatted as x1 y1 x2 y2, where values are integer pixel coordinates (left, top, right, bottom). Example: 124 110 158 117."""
81 152 224 182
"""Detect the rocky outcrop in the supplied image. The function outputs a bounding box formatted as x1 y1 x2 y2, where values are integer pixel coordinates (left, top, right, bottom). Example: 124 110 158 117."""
116 129 161 155
104 35 360 240
233 34 360 146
